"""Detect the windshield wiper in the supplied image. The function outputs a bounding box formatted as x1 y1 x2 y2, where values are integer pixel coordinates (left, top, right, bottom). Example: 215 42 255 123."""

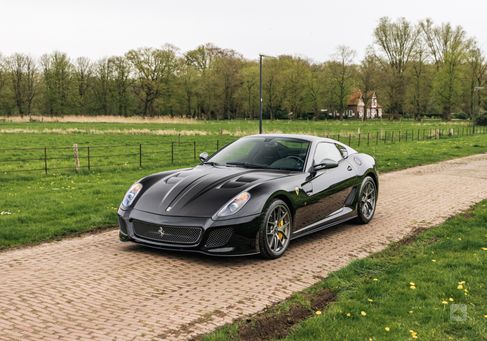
225 161 269 169
203 161 221 166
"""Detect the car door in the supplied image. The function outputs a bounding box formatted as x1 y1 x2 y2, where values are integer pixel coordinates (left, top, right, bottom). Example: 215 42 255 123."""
293 142 356 231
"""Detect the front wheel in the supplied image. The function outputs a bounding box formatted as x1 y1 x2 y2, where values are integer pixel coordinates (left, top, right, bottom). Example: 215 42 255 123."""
355 176 377 224
258 200 292 259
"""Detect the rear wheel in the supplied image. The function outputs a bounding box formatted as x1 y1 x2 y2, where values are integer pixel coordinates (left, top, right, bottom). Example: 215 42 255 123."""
355 176 377 224
258 200 292 259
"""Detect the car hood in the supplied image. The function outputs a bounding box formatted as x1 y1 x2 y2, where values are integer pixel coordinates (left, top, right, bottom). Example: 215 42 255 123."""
134 165 291 217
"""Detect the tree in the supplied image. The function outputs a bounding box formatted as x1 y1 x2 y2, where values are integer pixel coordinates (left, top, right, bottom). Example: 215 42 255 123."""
109 56 132 116
463 45 486 118
328 46 357 118
73 57 93 115
126 46 178 116
6 53 37 116
374 17 419 116
358 49 381 120
40 51 72 115
420 19 472 120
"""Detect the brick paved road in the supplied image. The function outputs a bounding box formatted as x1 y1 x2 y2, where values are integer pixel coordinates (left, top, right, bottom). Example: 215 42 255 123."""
1 154 487 341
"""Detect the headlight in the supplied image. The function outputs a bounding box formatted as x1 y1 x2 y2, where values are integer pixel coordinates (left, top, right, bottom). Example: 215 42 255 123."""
121 183 143 208
217 191 251 217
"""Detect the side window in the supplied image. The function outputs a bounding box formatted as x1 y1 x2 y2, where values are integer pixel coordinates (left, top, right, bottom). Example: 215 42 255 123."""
336 144 348 158
313 143 343 163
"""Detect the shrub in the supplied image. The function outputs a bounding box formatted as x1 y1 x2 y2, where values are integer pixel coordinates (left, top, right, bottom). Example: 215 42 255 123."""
475 112 487 126
453 112 468 120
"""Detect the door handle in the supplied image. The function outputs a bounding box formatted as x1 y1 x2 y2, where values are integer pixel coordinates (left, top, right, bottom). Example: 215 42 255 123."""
347 165 353 171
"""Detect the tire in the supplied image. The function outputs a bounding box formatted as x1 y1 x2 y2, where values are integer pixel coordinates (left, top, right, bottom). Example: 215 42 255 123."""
258 199 292 259
355 176 377 224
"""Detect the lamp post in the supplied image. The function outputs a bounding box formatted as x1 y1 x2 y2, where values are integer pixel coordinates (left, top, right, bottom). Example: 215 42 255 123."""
258 54 275 134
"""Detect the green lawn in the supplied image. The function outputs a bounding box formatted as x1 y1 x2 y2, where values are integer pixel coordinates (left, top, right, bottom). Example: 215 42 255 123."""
203 200 487 341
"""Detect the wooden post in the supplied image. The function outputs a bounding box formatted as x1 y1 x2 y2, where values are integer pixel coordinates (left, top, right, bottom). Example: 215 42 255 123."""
73 144 80 172
171 142 174 164
87 146 91 170
44 147 48 175
139 144 142 167
348 134 351 146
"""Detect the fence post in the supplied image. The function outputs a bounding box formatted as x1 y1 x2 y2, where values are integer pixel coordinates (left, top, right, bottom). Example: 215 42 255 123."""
87 146 91 171
193 141 196 161
139 144 142 167
171 142 174 164
391 131 394 143
376 131 379 145
44 147 48 175
348 134 351 146
216 140 219 151
337 133 340 142
417 129 420 141
73 144 80 172
405 130 408 142
358 133 361 146
367 132 370 146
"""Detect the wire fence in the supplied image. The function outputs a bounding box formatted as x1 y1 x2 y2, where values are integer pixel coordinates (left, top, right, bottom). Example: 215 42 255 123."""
1 125 486 176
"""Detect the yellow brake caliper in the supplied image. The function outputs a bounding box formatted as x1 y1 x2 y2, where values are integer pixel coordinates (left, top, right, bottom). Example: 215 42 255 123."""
277 220 284 240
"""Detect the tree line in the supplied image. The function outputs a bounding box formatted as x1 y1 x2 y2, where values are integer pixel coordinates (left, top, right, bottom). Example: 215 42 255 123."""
0 17 485 120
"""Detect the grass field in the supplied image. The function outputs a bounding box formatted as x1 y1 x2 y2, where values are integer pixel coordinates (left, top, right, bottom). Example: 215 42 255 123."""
0 119 486 249
203 200 487 341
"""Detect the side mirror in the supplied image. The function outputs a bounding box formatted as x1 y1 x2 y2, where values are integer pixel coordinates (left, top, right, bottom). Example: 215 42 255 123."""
312 158 339 171
199 152 209 163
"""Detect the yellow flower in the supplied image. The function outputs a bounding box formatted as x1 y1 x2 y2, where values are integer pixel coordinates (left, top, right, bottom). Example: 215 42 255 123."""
385 327 390 332
346 312 351 317
432 259 437 262
409 310 414 314
409 282 416 286
373 278 379 281
458 238 462 241
481 247 487 251
449 297 454 302
483 315 487 318
410 285 416 290
409 330 418 339
458 281 466 284
457 284 464 290
368 298 374 302
315 310 322 315
442 300 449 305
361 311 367 316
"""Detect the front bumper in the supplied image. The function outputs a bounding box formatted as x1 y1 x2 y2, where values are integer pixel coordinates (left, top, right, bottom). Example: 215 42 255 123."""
117 207 262 256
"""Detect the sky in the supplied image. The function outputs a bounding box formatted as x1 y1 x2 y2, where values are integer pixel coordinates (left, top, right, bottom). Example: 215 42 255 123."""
1 0 486 63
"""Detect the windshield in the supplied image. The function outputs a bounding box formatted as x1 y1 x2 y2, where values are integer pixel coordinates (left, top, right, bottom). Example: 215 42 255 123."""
207 137 310 171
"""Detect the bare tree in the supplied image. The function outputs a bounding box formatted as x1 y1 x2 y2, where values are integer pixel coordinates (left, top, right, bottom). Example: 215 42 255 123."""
358 47 381 120
109 56 132 116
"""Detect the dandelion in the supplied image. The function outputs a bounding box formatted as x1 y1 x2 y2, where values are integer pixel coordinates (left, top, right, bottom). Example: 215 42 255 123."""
368 298 374 302
410 284 416 290
481 247 487 251
449 298 454 302
458 238 462 241
432 259 437 262
315 310 322 315
0 211 12 215
409 330 418 339
409 282 416 286
409 310 414 314
361 311 367 316
373 278 379 281
385 327 390 332
442 300 449 305
346 312 351 317
483 315 487 318
457 284 464 290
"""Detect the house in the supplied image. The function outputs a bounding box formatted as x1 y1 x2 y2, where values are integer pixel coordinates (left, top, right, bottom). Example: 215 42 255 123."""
347 90 383 119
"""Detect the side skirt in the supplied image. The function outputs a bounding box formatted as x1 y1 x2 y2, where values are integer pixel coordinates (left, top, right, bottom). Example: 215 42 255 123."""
290 208 357 240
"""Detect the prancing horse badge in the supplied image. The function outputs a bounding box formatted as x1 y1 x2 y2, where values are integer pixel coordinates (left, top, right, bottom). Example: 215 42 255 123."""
294 187 300 195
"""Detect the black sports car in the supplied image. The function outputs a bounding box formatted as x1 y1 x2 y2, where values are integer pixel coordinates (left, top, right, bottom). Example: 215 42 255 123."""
118 134 378 259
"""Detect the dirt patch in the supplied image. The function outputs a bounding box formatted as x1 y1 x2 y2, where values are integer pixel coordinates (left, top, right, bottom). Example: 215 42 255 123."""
236 288 335 341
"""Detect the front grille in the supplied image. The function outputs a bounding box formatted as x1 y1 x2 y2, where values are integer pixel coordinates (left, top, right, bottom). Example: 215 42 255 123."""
205 227 233 248
133 221 202 245
118 216 128 234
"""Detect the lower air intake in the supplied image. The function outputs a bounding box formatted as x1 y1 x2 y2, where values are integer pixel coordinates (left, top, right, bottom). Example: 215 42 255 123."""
205 227 233 248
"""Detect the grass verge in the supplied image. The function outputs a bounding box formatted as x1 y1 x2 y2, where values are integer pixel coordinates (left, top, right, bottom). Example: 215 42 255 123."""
201 200 487 341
